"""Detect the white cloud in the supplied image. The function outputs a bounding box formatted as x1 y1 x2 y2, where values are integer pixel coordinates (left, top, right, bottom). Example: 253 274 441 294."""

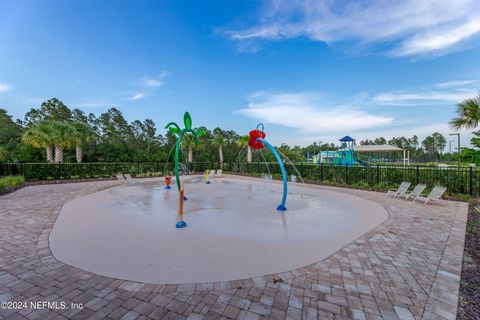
130 93 147 101
225 0 480 57
433 80 478 88
0 83 12 93
392 19 480 57
140 71 169 88
237 91 393 134
373 80 478 106
142 78 164 88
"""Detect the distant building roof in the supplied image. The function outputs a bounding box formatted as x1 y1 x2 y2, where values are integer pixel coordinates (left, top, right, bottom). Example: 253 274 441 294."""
339 136 355 142
354 144 404 152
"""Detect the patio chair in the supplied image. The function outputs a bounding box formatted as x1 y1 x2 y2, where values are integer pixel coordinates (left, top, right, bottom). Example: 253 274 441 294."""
124 174 136 185
398 183 426 200
386 182 411 198
116 174 126 184
414 186 447 205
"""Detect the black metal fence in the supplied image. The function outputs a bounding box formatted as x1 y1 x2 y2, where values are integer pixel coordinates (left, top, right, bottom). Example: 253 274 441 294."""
0 161 478 196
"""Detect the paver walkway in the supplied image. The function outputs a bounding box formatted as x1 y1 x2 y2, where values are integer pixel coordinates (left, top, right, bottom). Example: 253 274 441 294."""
0 178 467 320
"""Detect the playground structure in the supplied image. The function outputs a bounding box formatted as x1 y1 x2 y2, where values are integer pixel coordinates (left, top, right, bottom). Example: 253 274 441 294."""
308 136 409 166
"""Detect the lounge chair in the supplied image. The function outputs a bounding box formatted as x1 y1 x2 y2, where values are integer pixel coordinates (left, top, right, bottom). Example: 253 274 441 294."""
398 183 426 200
116 174 126 184
414 186 447 204
124 174 136 185
386 182 411 198
216 169 223 177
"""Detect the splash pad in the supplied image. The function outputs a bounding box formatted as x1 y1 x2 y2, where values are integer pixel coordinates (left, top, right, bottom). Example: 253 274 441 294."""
49 175 387 284
49 114 387 284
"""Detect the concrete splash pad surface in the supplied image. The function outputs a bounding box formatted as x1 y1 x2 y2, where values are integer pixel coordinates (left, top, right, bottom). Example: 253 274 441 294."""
49 175 388 284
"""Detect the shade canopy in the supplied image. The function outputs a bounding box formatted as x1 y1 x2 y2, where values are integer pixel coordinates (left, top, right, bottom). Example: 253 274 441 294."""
354 144 404 152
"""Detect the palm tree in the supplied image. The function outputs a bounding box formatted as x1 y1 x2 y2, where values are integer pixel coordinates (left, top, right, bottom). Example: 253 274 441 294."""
72 123 96 163
183 134 197 163
236 135 252 163
450 92 480 129
50 121 75 163
22 121 55 162
212 134 227 169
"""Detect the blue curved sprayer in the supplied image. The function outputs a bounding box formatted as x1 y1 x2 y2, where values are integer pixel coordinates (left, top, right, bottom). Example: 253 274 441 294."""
256 137 288 211
249 123 288 211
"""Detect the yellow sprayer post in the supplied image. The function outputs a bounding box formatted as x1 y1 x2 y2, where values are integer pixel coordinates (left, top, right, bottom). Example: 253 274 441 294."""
205 169 210 184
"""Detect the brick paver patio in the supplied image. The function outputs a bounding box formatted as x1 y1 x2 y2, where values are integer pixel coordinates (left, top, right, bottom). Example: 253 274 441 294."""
0 178 467 319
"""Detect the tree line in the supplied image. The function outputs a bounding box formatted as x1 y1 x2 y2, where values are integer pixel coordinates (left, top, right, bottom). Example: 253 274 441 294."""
0 96 479 165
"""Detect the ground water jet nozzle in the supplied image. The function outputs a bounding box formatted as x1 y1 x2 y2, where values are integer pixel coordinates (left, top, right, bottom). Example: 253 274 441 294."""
164 175 172 189
248 123 288 211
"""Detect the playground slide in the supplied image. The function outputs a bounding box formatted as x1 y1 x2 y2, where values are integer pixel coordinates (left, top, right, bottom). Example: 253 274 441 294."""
356 158 368 167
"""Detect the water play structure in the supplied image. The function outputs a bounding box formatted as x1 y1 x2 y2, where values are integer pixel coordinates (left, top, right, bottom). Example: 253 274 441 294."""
249 123 288 211
309 136 409 166
165 112 205 228
165 112 205 193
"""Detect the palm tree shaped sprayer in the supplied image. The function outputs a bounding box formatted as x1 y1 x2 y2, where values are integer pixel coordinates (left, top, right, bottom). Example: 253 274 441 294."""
165 112 205 194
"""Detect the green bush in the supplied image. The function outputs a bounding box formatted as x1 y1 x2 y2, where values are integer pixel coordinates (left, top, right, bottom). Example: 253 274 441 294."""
0 175 25 192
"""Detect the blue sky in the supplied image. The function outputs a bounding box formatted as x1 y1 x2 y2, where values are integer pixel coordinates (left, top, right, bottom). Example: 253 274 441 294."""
1 0 479 147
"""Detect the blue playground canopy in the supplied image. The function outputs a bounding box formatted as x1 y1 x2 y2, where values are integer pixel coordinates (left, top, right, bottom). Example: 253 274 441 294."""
339 136 355 142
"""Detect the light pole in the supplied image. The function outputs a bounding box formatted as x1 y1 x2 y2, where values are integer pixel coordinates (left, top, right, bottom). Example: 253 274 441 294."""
449 140 454 154
449 133 460 168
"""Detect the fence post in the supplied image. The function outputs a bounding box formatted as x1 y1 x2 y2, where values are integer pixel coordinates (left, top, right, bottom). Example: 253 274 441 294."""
470 166 473 195
345 164 348 184
416 165 420 185
89 163 93 178
376 164 379 186
320 163 324 182
57 163 61 180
